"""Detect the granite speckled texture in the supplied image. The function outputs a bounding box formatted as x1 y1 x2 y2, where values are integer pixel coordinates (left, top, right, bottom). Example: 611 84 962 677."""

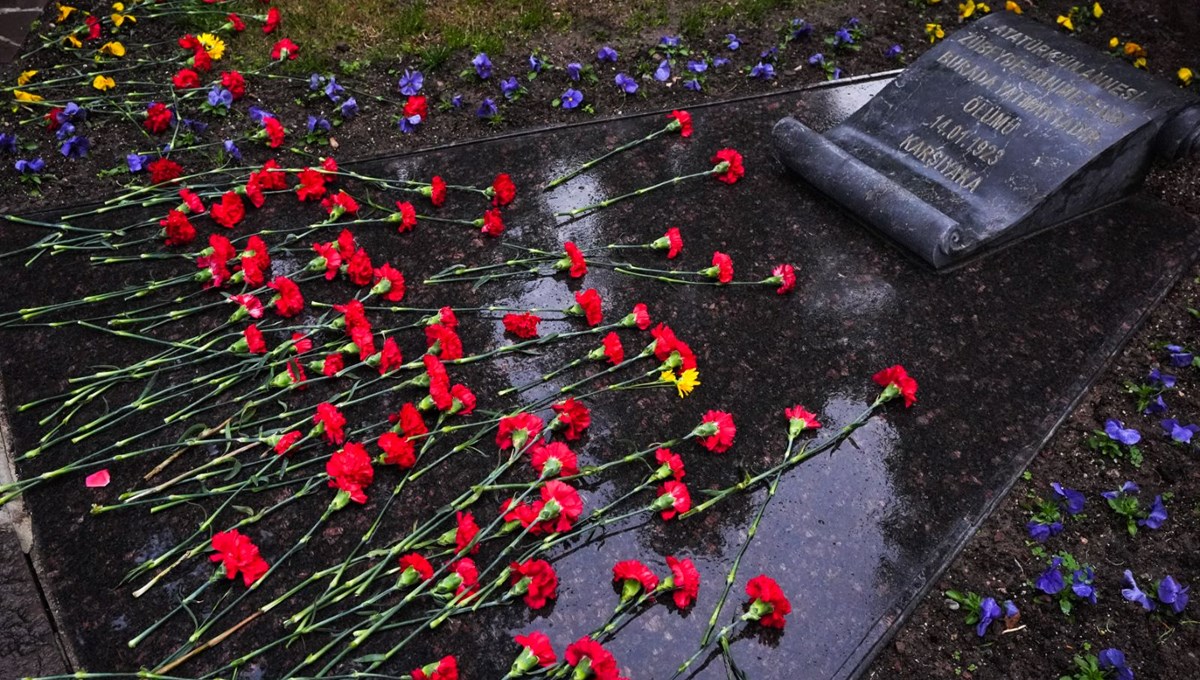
1 78 1198 679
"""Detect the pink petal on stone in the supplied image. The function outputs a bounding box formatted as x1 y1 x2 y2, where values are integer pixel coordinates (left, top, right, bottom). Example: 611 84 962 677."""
85 469 111 488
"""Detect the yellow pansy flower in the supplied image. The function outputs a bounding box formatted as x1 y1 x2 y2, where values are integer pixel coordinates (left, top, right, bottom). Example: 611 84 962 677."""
959 0 977 18
111 2 135 27
925 23 945 43
14 89 44 103
92 75 116 91
1179 67 1194 86
63 34 82 49
1057 15 1074 31
17 70 37 86
1005 0 1022 13
99 41 125 57
56 4 76 23
1109 37 1120 49
1123 42 1145 58
197 33 226 61
1092 2 1103 19
1133 57 1147 70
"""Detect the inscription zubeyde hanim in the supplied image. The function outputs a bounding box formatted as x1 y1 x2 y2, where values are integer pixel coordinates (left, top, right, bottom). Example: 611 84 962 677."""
773 12 1200 269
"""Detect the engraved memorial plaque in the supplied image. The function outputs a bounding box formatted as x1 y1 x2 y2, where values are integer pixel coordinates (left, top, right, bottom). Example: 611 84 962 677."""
773 12 1200 270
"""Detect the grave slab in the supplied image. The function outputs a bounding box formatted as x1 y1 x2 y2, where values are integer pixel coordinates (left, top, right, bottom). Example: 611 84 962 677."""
1 75 1198 679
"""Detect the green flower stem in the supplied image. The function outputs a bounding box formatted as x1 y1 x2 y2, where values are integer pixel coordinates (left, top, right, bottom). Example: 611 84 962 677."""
670 622 742 680
127 569 222 648
555 168 720 217
544 125 673 191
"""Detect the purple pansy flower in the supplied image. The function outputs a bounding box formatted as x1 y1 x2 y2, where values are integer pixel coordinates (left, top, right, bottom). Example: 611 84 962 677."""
660 35 680 48
1027 519 1062 543
560 88 582 110
808 53 825 65
308 73 323 90
976 597 1001 637
500 76 521 99
61 102 86 122
1138 495 1167 530
126 153 146 173
306 115 331 133
1160 419 1199 443
450 94 464 108
528 54 544 74
55 122 75 141
1145 394 1168 415
760 46 779 62
324 76 344 102
1166 344 1193 367
60 136 89 158
614 73 638 94
1102 481 1140 500
791 19 813 40
398 70 423 96
476 97 498 119
726 34 740 50
566 62 582 81
248 107 274 125
14 158 45 173
207 86 233 109
713 57 730 67
886 44 903 59
684 79 701 91
597 46 618 63
1051 482 1085 515
1122 570 1155 611
1071 567 1097 604
398 114 422 134
341 97 358 119
1158 575 1189 614
1003 600 1019 619
687 60 707 73
1149 368 1177 387
654 60 671 82
180 118 207 134
1098 648 1134 680
223 139 242 161
472 53 493 80
1104 419 1141 446
0 132 18 154
834 28 855 46
749 62 775 79
1036 558 1066 594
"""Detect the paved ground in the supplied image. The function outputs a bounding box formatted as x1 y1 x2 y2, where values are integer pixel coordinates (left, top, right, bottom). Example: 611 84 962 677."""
0 0 48 64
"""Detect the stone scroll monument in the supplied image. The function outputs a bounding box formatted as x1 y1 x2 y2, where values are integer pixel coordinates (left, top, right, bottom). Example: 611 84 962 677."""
773 12 1200 270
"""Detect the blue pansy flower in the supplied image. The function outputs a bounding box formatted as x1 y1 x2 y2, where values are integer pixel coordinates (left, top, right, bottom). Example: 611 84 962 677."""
1166 344 1193 367
1036 558 1065 594
726 33 740 50
1027 519 1062 543
248 107 274 125
1098 648 1134 680
451 94 464 108
1122 570 1155 611
307 115 331 133
1149 368 1177 387
760 46 779 62
749 62 775 79
713 57 730 67
1144 395 1168 415
324 76 344 102
808 53 825 65
654 60 671 82
660 35 680 48
976 597 1001 637
341 97 359 119
473 53 492 79
60 135 89 158
0 132 18 154
1104 419 1141 446
207 86 233 109
834 28 855 46
126 153 146 173
1003 600 1019 619
687 60 707 73
528 54 543 74
566 62 582 81
1138 495 1167 530
684 79 701 91
1158 575 1189 614
614 73 638 94
398 114 421 134
1051 482 1086 515
14 158 45 173
560 88 582 109
61 102 87 122
886 44 903 59
500 76 521 99
476 97 498 118
309 73 323 90
1071 567 1097 604
55 122 75 141
223 139 242 161
1102 481 1140 500
791 19 813 40
597 46 618 62
398 70 424 96
1160 419 1198 443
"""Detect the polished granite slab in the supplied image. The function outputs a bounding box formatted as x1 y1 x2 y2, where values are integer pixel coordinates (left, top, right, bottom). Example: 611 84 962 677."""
2 75 1198 679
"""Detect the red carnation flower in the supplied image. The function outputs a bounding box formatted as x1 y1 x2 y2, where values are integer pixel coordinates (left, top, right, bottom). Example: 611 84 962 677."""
425 323 463 361
243 324 267 354
429 175 447 207
481 208 505 237
501 498 539 530
650 323 697 371
261 116 286 148
346 249 374 287
259 159 289 189
450 384 476 415
379 431 417 467
320 352 344 377
148 157 183 185
653 448 685 480
326 442 374 503
622 303 651 330
221 70 246 99
534 480 583 533
296 168 328 201
745 574 792 629
291 332 313 354
705 251 734 284
436 306 457 328
86 15 101 39
412 656 457 680
144 102 174 134
313 402 347 445
209 529 269 587
179 187 205 214
231 293 264 320
210 191 245 228
667 110 693 137
389 201 418 232
600 332 624 365
320 156 338 173
398 553 433 581
565 638 621 680
240 235 270 286
694 410 736 453
513 631 556 668
160 210 196 246
271 38 299 60
872 364 918 407
559 241 587 278
173 69 201 89
273 430 302 456
391 402 427 437
323 190 360 220
491 173 516 206
569 289 603 327
423 354 452 411
263 7 281 34
497 412 543 451
510 559 558 609
531 442 579 477
455 511 480 554
712 148 745 184
245 174 267 208
378 337 403 374
771 263 796 294
267 276 304 317
311 243 341 280
665 227 683 258
666 556 700 608
450 558 478 597
285 358 307 389
784 405 821 436
403 95 428 120
550 397 590 440
503 312 541 339
613 559 659 595
226 12 246 32
372 263 406 302
655 480 692 520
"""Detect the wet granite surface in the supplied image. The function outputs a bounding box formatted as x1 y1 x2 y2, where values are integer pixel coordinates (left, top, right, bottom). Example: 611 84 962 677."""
1 77 1199 679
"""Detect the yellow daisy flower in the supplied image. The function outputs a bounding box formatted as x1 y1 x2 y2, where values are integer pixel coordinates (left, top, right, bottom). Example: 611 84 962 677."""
92 75 116 91
1005 0 1022 13
659 369 701 398
17 70 37 86
99 41 126 57
14 90 44 103
197 33 226 61
1179 67 1194 87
